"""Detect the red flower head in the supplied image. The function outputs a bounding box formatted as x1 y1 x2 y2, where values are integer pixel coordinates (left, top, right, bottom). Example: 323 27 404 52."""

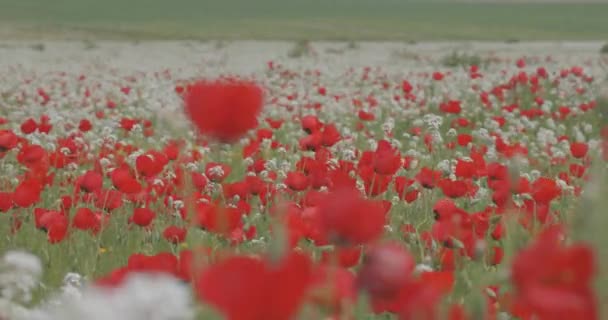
78 119 93 132
17 144 46 167
13 178 43 208
47 215 68 244
78 170 103 193
0 130 19 152
301 115 323 134
195 251 312 320
317 187 386 245
439 100 462 114
163 226 187 244
0 192 13 212
372 140 401 175
184 79 264 143
569 142 588 159
438 179 469 199
20 118 38 134
110 167 142 194
432 198 467 221
511 226 597 320
130 207 156 227
357 242 415 300
195 203 243 235
531 177 561 204
416 167 442 189
72 208 102 233
136 153 167 178
321 123 342 147
285 171 310 191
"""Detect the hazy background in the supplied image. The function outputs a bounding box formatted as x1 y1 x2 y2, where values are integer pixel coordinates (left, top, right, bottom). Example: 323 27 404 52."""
1 0 607 41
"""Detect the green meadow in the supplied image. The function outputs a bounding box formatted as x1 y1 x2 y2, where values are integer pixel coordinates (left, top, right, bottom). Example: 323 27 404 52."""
0 0 607 40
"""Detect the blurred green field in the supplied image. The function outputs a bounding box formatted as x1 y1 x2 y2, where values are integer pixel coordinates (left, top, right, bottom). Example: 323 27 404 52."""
1 0 607 40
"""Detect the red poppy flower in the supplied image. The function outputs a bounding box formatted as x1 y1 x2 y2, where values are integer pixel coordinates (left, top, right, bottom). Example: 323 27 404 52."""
130 208 156 227
266 118 284 129
439 100 462 114
301 115 322 134
569 163 586 178
47 215 68 244
110 167 142 194
20 118 38 134
124 252 180 278
404 189 420 203
78 119 92 132
394 176 415 198
457 134 473 147
0 130 18 152
371 271 453 317
357 242 415 300
195 203 243 235
511 226 597 320
360 169 392 197
531 177 561 204
0 192 13 212
569 142 588 159
245 176 265 195
372 140 401 175
17 144 46 167
317 187 386 245
72 207 102 233
285 171 309 191
321 124 341 147
432 198 468 221
13 178 43 208
299 132 322 151
37 118 52 134
195 251 312 320
358 110 375 121
163 141 181 160
438 179 468 199
416 167 442 189
402 80 413 93
223 181 250 201
136 153 166 178
454 159 477 179
163 226 187 244
78 170 103 193
93 189 123 211
184 79 264 143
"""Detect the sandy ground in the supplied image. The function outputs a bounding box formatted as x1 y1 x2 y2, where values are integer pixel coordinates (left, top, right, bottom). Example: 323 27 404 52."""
0 41 605 76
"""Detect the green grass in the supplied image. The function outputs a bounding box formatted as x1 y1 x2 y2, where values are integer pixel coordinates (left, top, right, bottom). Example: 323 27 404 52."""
0 0 607 40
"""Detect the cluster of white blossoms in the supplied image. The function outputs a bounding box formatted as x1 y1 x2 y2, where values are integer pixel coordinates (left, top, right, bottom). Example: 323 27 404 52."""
0 251 43 319
35 274 194 320
0 251 193 320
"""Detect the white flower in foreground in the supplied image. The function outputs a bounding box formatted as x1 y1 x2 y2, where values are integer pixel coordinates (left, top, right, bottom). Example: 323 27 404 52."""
2 251 42 278
0 250 42 304
45 273 194 320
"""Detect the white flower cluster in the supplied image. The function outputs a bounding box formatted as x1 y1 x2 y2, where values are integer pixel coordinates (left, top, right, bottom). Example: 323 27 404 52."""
0 250 42 319
38 274 194 320
0 251 193 320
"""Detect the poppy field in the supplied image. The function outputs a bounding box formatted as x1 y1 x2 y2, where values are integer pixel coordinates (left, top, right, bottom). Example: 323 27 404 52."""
0 42 607 320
